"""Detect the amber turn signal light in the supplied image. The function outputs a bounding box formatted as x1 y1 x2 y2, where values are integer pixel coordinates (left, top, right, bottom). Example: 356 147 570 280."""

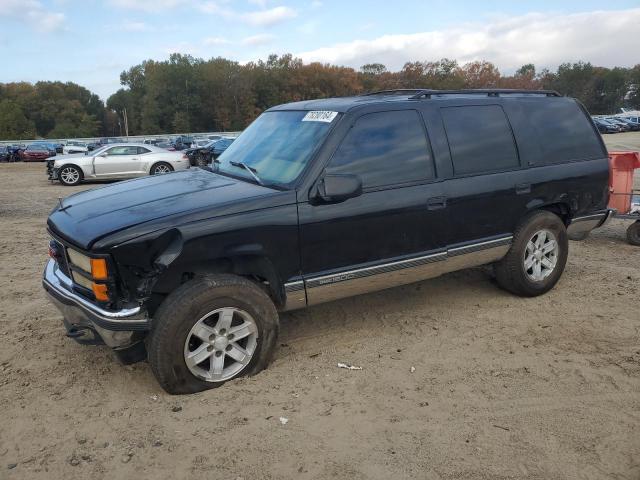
92 283 109 302
90 258 108 280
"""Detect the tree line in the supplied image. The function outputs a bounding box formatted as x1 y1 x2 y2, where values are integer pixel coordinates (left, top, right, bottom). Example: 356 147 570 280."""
1 53 639 140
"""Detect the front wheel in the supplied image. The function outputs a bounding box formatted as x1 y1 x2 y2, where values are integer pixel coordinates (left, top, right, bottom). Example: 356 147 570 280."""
147 275 279 394
627 221 640 246
494 211 568 297
150 162 173 175
58 165 83 186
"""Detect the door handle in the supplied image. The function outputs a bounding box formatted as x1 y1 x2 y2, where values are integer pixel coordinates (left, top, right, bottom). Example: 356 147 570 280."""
515 183 531 194
426 196 447 210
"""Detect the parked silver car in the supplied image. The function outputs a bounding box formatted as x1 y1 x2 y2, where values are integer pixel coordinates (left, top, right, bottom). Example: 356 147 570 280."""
47 144 190 186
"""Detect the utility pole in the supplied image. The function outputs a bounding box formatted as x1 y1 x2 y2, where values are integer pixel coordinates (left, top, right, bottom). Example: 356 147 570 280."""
122 109 129 138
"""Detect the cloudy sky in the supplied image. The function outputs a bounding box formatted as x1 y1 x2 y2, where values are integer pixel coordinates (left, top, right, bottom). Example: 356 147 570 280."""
1 0 639 99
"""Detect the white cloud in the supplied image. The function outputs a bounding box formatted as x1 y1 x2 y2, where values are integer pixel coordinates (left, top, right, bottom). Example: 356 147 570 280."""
108 0 188 11
310 0 322 8
242 33 275 46
197 3 297 27
203 36 231 46
297 8 640 72
122 21 153 32
0 0 65 32
241 6 296 26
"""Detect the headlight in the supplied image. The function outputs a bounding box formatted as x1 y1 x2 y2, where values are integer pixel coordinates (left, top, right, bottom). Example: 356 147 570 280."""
67 248 110 301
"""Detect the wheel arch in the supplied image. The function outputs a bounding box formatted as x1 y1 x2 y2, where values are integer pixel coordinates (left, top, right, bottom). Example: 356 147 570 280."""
526 200 571 226
149 254 285 313
57 163 84 183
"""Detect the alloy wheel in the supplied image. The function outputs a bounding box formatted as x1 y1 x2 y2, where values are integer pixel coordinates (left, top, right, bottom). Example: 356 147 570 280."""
60 167 79 184
154 164 171 174
183 307 258 382
523 229 558 281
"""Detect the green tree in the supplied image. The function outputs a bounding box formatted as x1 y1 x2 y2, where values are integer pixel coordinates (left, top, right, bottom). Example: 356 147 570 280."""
0 99 36 139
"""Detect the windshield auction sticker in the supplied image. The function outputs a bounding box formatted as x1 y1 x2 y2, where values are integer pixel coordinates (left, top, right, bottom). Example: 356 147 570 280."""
302 111 338 123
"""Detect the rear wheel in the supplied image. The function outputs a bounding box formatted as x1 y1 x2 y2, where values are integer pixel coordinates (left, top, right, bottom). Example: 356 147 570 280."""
494 211 568 297
150 162 173 175
59 165 82 186
195 152 208 168
147 275 279 394
627 221 640 246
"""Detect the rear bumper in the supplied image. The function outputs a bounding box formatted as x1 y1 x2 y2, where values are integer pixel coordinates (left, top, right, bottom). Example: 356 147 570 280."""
42 259 150 348
567 209 615 240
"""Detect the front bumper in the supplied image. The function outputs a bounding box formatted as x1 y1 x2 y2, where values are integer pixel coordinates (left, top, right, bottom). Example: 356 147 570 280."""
42 259 150 348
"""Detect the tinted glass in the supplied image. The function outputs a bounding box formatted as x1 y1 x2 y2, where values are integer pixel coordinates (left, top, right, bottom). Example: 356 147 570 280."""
526 100 604 164
137 147 151 154
328 110 433 188
441 105 519 176
216 111 335 186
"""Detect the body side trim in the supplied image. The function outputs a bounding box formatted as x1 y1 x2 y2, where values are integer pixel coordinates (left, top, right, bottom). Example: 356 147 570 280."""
283 235 513 310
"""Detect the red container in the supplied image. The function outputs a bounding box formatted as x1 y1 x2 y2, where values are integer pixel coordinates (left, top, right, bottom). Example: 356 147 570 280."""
608 151 640 214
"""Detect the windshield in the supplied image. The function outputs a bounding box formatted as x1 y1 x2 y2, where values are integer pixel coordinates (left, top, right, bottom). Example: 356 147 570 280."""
91 145 110 156
215 110 338 187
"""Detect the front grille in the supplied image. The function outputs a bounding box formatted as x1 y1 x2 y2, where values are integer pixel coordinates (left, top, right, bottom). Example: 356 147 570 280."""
50 239 71 278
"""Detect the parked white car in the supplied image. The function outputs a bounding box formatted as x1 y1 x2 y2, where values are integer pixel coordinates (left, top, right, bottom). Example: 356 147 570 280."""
63 141 89 154
47 144 190 186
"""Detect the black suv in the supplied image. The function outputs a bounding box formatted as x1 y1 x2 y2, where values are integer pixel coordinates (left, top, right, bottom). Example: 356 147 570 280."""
43 89 612 394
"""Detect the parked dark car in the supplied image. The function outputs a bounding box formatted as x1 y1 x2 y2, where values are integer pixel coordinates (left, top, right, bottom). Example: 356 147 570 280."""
614 117 640 131
604 117 630 132
593 118 619 134
0 146 9 162
21 143 54 161
7 144 25 161
43 89 612 394
184 141 214 166
184 138 235 167
211 137 234 158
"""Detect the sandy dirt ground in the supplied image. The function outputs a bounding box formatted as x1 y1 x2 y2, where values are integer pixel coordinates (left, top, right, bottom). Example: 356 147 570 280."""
0 134 639 480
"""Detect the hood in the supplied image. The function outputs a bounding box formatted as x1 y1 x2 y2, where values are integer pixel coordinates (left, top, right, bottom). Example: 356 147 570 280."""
47 168 292 250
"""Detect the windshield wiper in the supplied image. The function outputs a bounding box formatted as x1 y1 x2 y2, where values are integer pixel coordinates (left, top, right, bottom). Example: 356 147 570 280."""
229 161 263 185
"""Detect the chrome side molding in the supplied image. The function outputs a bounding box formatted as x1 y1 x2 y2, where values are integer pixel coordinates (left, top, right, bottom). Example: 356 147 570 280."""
283 236 513 310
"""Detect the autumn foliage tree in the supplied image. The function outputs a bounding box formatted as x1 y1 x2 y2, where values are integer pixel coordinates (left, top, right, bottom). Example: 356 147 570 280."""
1 55 639 140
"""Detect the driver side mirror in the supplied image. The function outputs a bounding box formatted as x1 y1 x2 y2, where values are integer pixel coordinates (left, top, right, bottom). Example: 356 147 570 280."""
311 173 362 204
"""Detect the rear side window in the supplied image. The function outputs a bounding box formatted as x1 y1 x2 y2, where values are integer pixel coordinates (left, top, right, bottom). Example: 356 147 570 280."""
526 100 605 165
137 147 151 154
441 105 519 176
328 110 433 188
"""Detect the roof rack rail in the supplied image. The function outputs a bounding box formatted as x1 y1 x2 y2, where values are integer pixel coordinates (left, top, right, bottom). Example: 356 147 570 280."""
408 89 561 99
359 89 424 96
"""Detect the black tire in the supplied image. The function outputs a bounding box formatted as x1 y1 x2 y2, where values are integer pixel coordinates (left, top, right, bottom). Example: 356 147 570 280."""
58 164 83 186
147 275 279 395
627 221 640 246
494 211 568 297
195 152 208 168
150 162 173 175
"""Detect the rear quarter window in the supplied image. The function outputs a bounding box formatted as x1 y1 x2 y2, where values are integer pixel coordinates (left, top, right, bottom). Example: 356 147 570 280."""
441 104 519 176
525 99 605 165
